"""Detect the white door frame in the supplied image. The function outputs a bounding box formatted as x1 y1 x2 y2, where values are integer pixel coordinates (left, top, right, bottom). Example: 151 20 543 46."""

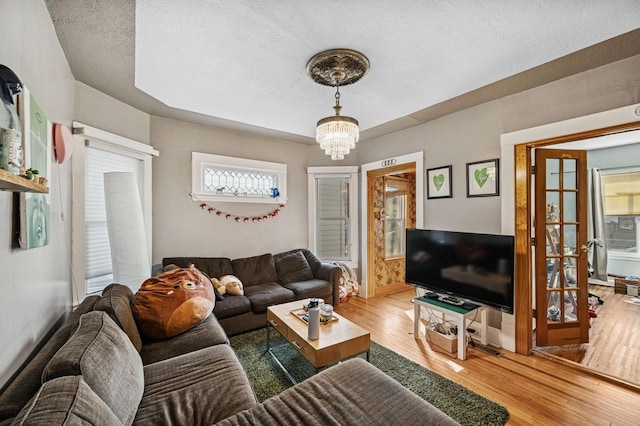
359 151 424 298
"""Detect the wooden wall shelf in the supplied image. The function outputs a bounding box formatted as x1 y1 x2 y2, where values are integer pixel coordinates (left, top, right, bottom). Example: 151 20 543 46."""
0 169 49 193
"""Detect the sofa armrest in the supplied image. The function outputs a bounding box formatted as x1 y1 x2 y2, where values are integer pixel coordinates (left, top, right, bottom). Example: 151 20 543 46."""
315 263 342 307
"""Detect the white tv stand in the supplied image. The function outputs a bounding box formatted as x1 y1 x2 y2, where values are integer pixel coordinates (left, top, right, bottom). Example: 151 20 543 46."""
413 296 487 360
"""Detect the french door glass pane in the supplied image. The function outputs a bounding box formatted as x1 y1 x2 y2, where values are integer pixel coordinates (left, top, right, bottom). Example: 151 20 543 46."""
546 158 560 189
563 159 576 189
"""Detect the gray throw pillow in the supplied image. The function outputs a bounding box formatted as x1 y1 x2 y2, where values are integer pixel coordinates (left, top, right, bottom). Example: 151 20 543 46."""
12 376 122 426
94 284 143 352
41 311 144 425
276 251 314 284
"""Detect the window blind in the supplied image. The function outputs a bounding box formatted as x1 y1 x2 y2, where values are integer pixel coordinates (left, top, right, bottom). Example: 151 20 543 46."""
85 146 142 294
316 177 350 260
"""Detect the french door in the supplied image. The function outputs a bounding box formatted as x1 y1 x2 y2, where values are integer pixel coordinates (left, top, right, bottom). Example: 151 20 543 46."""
534 148 590 347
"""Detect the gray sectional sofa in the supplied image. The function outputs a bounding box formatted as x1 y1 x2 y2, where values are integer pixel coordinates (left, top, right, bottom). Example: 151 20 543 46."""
163 248 342 336
0 268 459 425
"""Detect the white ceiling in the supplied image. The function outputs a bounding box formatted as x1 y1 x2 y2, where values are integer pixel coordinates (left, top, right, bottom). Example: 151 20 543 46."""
45 0 640 144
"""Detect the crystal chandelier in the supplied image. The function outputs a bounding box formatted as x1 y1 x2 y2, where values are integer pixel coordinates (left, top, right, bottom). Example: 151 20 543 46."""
307 49 369 160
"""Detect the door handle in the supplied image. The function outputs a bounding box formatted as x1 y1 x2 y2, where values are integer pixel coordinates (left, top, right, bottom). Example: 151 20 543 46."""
580 244 589 253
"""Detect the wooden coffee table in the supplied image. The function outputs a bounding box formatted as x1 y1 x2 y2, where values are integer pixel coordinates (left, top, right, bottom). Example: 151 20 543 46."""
266 299 370 383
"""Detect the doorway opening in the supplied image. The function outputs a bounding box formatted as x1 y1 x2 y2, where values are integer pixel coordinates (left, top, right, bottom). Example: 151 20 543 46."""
360 152 424 299
511 118 640 387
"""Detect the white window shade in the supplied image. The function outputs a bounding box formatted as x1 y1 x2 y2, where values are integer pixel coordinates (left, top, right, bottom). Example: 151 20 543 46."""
85 148 142 294
72 122 158 303
603 172 640 215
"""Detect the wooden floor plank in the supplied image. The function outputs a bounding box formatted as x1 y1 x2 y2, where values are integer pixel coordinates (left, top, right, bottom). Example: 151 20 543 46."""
536 284 640 385
334 290 640 425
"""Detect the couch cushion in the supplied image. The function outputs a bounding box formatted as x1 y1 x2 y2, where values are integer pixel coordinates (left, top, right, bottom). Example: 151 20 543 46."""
214 358 460 426
94 284 143 352
0 296 99 423
231 254 278 286
139 314 229 365
275 248 322 275
42 311 144 425
134 345 257 425
275 250 314 284
244 282 295 313
11 376 122 426
281 278 332 301
213 295 252 320
163 257 233 279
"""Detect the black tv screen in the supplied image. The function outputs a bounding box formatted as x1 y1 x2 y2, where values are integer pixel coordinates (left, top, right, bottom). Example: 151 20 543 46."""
405 229 515 314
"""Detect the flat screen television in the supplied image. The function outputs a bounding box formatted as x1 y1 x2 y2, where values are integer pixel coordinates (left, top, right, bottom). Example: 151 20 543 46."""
405 228 515 314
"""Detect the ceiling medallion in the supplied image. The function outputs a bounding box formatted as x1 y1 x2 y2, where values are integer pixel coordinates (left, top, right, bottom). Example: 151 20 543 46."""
307 49 369 161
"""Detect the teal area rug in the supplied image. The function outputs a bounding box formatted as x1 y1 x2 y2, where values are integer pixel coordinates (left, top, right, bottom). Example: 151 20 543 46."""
229 327 509 426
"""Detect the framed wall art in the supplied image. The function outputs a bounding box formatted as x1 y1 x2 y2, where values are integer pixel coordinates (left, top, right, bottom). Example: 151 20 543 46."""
466 158 499 197
17 86 52 249
426 165 452 199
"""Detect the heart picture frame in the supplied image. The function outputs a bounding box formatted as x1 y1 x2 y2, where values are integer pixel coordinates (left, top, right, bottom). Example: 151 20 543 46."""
426 165 452 199
466 159 499 197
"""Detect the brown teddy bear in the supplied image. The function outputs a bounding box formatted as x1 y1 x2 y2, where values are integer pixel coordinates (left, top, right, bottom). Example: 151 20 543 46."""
132 264 215 339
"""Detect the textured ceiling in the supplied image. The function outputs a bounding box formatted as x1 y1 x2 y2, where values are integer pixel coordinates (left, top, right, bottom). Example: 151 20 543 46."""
45 0 640 144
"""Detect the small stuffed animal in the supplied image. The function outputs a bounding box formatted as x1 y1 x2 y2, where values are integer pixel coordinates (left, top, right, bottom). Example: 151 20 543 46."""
218 275 244 296
211 277 226 295
132 264 215 339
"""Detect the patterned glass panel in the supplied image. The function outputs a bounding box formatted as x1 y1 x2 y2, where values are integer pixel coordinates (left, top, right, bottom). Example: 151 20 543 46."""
203 167 277 198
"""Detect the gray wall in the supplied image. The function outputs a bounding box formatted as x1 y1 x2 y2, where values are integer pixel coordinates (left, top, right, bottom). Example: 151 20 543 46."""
75 82 151 144
151 117 310 263
358 55 640 236
588 142 640 169
0 0 75 388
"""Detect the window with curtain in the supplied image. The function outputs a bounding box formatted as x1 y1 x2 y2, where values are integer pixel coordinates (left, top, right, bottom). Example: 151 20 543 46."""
307 167 358 267
601 169 640 256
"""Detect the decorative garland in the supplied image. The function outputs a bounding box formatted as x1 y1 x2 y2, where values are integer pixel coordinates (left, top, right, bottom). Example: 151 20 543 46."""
192 195 285 223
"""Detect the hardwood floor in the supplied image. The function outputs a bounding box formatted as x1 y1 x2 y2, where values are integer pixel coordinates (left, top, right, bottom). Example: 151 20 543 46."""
334 290 640 426
535 284 640 385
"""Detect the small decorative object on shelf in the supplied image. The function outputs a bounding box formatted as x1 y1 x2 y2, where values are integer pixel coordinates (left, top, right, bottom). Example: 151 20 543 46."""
320 304 334 322
20 167 39 180
270 187 279 198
